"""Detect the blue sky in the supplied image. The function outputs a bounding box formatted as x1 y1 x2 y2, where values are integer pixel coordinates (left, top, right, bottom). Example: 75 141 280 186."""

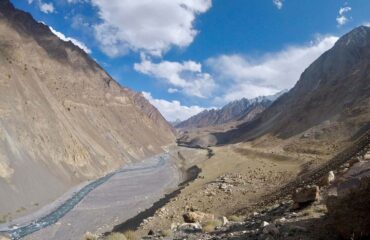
11 0 370 121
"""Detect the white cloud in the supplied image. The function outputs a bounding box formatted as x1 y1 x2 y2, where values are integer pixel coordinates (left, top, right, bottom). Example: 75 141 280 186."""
207 36 338 102
273 0 284 9
336 6 352 26
168 88 179 93
28 0 55 14
91 0 212 57
134 55 216 98
49 26 92 54
39 2 54 13
142 92 207 121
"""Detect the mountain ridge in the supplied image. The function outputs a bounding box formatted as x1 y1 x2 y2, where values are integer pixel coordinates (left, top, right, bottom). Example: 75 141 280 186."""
0 0 175 218
176 92 285 129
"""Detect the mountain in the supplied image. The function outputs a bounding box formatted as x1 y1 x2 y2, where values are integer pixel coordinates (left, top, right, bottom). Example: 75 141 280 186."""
214 26 370 144
0 0 174 216
175 92 285 129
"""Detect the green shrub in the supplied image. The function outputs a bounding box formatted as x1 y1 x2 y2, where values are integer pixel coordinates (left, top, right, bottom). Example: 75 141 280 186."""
159 229 172 237
228 215 244 222
105 232 127 240
123 230 138 240
202 219 222 233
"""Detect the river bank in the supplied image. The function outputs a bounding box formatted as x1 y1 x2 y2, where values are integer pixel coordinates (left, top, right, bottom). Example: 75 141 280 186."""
0 150 181 240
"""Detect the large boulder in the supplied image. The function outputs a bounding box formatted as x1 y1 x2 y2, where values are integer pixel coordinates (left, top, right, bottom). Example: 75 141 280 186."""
183 211 215 223
326 161 370 239
292 185 320 205
319 171 335 186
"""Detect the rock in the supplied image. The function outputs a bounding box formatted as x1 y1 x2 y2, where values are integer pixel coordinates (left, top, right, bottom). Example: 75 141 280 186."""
292 185 320 205
178 222 202 232
260 221 270 228
262 223 279 236
327 161 370 239
183 211 215 223
319 171 335 186
221 216 229 226
364 151 370 160
219 183 228 190
274 217 286 225
170 223 178 231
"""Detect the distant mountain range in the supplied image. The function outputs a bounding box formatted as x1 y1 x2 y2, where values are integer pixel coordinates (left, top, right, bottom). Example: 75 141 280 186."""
212 25 370 144
175 91 286 129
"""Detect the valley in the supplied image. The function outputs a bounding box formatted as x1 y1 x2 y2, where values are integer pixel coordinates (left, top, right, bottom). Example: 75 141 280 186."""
1 1 370 240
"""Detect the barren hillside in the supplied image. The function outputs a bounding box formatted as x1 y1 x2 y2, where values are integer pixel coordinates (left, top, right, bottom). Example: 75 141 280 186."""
0 0 174 218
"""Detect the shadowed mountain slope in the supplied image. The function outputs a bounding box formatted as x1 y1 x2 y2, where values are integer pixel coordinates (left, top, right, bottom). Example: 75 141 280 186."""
0 0 174 216
213 26 370 144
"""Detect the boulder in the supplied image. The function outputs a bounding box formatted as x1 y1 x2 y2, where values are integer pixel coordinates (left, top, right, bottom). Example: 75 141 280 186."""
183 211 215 223
262 223 279 236
319 171 335 186
178 222 202 232
326 161 370 239
292 185 320 205
220 216 229 226
364 151 370 160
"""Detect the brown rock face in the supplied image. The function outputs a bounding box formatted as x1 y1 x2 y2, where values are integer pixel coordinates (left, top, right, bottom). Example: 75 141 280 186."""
0 1 174 215
183 211 215 223
327 161 370 239
292 185 320 204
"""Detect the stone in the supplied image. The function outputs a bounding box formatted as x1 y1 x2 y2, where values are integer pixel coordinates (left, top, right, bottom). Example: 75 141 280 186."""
260 221 270 228
221 216 229 226
178 222 202 232
327 161 370 239
319 171 335 186
292 185 320 204
262 223 279 236
183 211 215 223
364 151 370 160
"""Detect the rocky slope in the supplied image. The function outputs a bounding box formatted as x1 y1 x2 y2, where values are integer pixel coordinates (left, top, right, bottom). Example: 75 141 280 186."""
0 0 174 219
176 96 278 129
213 26 370 145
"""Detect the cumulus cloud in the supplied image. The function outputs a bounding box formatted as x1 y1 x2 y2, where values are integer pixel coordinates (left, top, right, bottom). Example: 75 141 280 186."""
168 88 179 93
49 26 92 54
134 55 216 98
91 0 212 57
207 36 338 102
39 2 54 13
273 0 284 9
336 6 352 26
142 92 207 121
28 0 55 14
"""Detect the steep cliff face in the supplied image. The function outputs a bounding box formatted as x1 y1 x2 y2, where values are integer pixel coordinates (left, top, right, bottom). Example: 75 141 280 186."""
215 26 370 144
0 0 174 215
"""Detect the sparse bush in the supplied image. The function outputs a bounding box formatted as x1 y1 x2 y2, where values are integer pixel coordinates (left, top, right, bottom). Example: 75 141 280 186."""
159 229 172 237
82 232 99 240
228 215 244 222
202 219 222 233
123 230 138 240
105 232 127 240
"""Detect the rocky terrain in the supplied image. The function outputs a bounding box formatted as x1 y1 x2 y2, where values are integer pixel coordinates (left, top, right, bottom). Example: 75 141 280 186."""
96 129 370 240
0 0 174 221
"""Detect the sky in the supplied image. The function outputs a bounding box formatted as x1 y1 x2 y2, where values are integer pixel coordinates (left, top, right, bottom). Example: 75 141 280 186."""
11 0 370 121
